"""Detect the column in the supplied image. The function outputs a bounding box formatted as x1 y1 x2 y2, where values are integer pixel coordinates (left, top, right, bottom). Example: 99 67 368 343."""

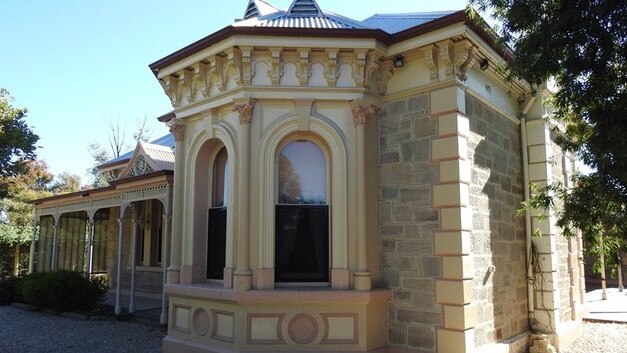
232 100 255 290
167 118 185 284
161 205 172 325
85 218 95 275
50 216 60 270
351 104 376 291
115 217 125 315
129 209 138 314
28 218 39 273
431 86 475 353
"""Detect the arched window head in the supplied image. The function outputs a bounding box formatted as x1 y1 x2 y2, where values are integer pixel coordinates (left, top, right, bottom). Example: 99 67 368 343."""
278 140 326 205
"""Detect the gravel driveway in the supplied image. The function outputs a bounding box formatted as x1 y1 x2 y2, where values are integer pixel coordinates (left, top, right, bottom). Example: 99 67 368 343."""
0 306 164 353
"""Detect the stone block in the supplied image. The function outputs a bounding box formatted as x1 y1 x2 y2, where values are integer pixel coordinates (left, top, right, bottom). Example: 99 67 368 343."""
380 151 400 165
388 99 407 115
528 162 551 182
415 209 439 222
433 183 469 207
401 277 434 291
400 186 431 202
443 304 477 330
398 241 433 256
528 144 551 163
440 207 472 231
397 309 442 325
388 327 407 345
431 86 465 115
408 94 430 116
436 328 474 353
408 325 435 350
381 225 404 237
438 113 470 137
525 121 549 146
434 231 471 255
393 204 414 222
436 279 472 305
439 159 471 184
413 119 437 138
401 139 430 163
442 255 474 280
432 136 467 161
413 291 436 309
381 187 399 200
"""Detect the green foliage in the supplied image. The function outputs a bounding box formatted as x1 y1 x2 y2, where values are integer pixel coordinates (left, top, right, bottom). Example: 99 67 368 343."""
0 89 39 197
470 1 627 249
18 270 109 312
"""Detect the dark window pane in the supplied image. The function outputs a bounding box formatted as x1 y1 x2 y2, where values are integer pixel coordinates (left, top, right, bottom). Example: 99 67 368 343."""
275 205 329 282
207 207 227 279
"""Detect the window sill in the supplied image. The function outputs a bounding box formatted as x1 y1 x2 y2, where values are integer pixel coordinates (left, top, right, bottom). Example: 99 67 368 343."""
164 283 390 304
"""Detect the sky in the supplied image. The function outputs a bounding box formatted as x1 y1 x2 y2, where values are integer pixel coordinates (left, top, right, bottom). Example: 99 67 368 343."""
0 0 468 185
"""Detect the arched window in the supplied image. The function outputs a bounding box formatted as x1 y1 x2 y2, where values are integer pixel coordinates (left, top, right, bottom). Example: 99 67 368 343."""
207 147 229 279
275 140 329 283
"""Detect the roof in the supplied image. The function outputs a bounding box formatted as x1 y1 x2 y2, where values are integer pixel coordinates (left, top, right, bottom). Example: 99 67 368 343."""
362 11 455 34
99 134 175 169
234 0 369 29
141 140 175 171
150 1 509 76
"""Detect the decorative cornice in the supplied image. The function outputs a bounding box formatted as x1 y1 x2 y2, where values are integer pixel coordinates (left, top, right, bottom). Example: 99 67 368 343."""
233 100 256 125
422 44 439 82
454 39 477 81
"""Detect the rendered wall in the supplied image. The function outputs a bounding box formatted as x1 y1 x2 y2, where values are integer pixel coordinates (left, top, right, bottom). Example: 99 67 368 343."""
465 92 528 347
379 93 441 352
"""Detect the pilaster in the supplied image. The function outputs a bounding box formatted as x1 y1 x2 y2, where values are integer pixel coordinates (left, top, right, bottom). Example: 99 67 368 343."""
525 119 561 333
167 118 185 284
430 86 476 353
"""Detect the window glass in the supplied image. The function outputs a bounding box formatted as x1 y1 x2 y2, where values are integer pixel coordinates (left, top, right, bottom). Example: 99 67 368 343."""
212 148 229 207
278 141 326 204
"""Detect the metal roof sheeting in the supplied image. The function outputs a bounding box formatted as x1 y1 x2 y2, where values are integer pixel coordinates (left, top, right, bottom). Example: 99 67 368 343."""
362 11 455 34
100 134 174 167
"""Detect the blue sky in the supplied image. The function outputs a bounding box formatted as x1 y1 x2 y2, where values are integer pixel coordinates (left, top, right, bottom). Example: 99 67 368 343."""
0 0 467 184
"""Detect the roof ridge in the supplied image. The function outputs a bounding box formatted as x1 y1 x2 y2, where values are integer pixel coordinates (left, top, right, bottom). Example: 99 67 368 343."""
286 0 322 17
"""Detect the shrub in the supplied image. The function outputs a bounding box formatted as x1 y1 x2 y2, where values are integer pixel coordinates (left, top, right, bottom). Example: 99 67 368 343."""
18 270 109 312
0 276 18 305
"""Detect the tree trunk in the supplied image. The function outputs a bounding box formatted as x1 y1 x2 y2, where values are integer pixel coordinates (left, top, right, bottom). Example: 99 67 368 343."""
13 245 20 276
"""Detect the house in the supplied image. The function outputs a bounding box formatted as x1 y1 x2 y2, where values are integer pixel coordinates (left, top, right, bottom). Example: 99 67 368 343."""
30 0 586 352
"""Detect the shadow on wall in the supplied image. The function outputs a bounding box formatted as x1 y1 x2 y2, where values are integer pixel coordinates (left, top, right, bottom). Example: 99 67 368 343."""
466 93 528 347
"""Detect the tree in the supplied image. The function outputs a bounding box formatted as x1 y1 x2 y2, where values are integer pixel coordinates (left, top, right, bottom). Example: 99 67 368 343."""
50 172 82 195
0 160 53 277
470 1 627 266
0 89 39 198
87 115 154 188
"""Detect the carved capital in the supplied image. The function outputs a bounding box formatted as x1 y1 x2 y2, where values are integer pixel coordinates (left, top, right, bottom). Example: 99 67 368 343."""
167 118 186 142
351 105 377 126
233 100 256 125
